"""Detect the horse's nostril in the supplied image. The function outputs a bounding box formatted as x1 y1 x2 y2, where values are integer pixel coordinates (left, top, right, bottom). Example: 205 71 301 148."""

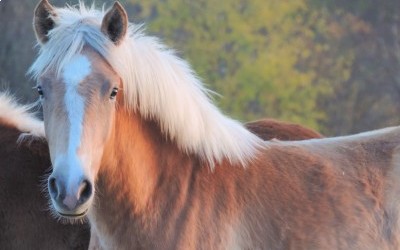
48 177 58 198
78 179 93 203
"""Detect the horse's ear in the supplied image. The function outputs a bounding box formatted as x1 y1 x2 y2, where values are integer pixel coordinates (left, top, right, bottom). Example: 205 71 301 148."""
101 2 128 45
33 0 56 45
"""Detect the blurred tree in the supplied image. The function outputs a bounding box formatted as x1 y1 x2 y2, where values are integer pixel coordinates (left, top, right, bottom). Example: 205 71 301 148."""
127 0 346 130
0 0 38 101
311 0 400 135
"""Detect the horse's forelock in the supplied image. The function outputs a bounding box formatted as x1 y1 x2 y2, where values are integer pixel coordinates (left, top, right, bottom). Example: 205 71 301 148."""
28 2 111 81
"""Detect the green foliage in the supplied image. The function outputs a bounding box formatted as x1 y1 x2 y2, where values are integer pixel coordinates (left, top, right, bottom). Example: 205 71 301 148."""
126 0 352 130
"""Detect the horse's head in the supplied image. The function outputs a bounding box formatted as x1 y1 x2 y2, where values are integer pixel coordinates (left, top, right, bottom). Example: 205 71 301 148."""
32 0 128 220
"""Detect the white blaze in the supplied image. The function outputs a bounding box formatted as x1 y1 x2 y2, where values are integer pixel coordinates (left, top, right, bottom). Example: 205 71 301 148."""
63 54 91 154
57 54 91 187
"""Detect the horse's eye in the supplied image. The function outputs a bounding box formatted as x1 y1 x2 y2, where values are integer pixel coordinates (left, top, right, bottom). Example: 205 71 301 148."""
110 87 118 99
37 86 44 97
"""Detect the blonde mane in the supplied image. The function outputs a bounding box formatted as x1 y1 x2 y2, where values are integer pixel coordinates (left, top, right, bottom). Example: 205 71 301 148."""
28 2 264 167
0 93 44 138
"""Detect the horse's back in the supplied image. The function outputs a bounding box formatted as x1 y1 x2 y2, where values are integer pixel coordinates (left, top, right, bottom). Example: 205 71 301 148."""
0 105 90 249
244 127 400 249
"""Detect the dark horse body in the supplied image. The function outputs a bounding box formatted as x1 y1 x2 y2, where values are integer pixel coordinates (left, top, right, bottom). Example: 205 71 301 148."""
0 95 90 249
0 94 320 249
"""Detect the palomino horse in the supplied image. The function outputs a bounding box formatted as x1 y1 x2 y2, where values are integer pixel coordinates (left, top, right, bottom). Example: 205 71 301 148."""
0 97 320 248
30 1 400 249
0 93 90 249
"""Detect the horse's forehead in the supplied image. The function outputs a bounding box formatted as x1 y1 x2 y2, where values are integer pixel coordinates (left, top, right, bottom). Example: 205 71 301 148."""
80 47 116 75
62 54 92 87
62 49 118 88
58 53 108 92
40 49 119 101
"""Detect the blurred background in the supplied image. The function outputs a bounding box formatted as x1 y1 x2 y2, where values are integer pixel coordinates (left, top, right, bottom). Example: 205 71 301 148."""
1 0 400 136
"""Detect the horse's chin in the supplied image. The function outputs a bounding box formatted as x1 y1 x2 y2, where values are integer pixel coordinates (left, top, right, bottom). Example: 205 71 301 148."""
52 207 89 224
58 209 88 218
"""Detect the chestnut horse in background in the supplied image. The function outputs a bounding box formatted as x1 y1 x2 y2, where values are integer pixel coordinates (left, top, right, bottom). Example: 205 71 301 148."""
245 118 322 141
0 95 320 249
29 1 400 249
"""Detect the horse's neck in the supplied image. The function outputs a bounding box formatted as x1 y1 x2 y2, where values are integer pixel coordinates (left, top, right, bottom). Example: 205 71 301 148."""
92 107 201 247
91 107 254 249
